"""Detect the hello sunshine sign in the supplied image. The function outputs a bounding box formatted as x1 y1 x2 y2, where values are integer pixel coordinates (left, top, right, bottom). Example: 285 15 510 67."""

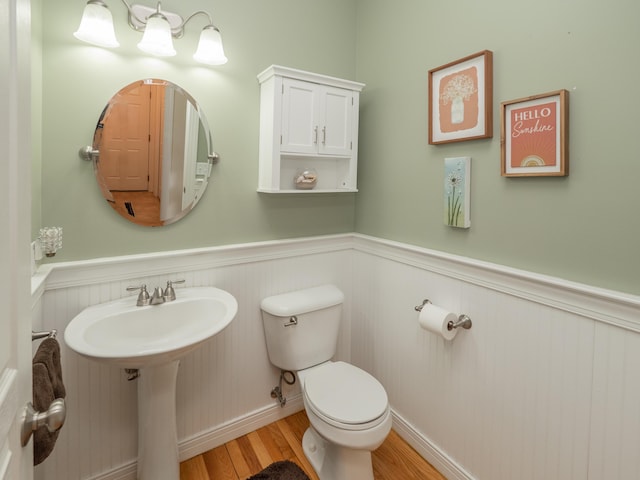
501 90 569 177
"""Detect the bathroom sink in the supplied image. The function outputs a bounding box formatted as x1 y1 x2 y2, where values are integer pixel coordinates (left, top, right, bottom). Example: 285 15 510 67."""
64 286 238 368
65 286 238 480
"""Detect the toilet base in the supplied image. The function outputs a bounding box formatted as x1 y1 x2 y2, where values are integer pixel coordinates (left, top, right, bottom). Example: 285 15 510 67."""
302 427 374 480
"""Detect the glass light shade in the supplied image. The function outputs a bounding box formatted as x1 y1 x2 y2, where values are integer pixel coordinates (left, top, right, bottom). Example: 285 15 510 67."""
73 0 119 48
137 13 176 57
193 26 228 66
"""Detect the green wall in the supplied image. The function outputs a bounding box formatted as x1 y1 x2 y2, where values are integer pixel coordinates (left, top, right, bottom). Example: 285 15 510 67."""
31 0 42 238
37 0 640 295
38 0 358 260
354 0 640 295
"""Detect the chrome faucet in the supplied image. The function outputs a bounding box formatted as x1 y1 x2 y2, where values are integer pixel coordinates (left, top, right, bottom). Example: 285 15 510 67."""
127 280 185 306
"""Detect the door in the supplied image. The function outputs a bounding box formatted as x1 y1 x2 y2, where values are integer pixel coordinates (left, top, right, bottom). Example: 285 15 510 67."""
280 78 319 154
0 0 34 478
280 79 353 157
100 83 151 191
319 86 353 157
182 101 200 210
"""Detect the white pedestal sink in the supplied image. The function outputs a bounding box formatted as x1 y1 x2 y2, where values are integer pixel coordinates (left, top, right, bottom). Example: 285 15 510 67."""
64 287 238 480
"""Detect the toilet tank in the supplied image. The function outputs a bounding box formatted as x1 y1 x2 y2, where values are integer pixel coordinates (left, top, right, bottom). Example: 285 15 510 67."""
261 285 344 371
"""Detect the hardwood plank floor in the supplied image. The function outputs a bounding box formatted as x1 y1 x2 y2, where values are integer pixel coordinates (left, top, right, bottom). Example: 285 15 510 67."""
109 191 163 226
180 411 445 480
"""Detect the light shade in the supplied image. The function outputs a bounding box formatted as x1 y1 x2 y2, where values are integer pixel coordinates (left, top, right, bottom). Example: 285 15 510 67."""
193 25 228 66
137 13 176 57
73 0 119 48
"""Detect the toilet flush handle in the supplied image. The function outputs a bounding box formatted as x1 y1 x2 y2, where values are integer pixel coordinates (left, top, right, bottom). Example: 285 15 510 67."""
284 316 298 327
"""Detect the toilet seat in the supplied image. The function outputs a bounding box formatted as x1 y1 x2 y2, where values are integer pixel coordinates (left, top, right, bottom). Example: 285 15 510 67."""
303 362 389 431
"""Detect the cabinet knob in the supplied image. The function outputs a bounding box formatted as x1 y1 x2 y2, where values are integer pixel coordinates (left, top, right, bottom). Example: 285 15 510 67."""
314 126 318 145
322 126 326 145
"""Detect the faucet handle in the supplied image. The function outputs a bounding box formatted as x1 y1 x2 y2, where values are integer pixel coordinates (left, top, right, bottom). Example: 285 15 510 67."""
163 280 185 302
126 284 150 306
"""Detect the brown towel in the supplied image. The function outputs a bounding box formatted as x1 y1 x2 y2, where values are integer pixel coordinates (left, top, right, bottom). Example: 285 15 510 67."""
32 338 66 399
32 338 65 466
246 460 311 480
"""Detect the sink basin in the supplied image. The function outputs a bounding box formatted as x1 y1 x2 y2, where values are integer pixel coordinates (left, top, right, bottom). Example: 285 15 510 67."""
65 286 238 368
64 286 238 480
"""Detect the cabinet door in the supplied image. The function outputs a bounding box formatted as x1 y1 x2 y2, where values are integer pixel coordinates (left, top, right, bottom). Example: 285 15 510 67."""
281 78 319 154
319 86 353 156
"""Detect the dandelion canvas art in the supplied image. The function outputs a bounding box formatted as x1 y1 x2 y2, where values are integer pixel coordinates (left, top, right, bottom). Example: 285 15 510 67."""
444 157 471 228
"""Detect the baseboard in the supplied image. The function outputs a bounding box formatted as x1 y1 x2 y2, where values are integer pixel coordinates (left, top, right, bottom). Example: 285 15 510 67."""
86 400 470 480
391 410 475 480
179 395 305 461
85 462 136 480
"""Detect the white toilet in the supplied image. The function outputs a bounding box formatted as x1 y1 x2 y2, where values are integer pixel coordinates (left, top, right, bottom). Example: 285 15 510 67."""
261 284 391 480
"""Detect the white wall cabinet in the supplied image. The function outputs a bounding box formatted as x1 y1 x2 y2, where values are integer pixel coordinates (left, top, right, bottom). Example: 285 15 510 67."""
258 65 365 193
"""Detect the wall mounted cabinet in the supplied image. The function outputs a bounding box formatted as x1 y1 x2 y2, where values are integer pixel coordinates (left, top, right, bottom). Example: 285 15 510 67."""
257 65 365 193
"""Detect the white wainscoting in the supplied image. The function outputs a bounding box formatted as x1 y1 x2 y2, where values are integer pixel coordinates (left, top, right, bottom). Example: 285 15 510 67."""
351 235 640 480
32 235 353 480
31 234 640 480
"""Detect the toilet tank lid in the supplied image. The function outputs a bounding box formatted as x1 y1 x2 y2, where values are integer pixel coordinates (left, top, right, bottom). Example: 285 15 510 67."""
261 285 344 317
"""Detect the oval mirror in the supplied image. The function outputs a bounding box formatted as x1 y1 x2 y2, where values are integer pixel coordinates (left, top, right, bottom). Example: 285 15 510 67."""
89 79 218 226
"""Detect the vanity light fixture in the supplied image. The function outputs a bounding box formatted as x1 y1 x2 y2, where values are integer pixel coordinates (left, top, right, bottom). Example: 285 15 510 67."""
74 0 228 65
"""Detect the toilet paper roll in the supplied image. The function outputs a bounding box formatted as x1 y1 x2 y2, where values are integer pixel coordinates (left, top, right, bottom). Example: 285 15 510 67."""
418 303 459 340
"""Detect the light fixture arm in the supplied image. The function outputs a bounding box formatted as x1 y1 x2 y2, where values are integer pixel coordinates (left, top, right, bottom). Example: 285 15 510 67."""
118 1 216 38
118 0 145 32
180 10 216 32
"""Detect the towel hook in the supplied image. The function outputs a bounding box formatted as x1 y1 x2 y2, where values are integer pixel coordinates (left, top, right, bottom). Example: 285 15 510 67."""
21 398 67 447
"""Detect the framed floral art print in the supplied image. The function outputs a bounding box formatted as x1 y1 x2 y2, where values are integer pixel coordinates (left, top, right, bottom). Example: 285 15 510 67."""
429 50 493 145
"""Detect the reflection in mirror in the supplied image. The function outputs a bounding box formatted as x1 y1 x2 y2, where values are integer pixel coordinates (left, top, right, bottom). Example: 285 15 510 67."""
91 79 217 226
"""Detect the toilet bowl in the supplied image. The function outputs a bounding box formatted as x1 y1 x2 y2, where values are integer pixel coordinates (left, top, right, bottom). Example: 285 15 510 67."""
298 361 391 480
261 285 391 480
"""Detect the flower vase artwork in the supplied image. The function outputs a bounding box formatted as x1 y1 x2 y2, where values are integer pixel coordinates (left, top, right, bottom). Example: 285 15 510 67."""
444 157 471 228
450 96 465 124
439 67 478 132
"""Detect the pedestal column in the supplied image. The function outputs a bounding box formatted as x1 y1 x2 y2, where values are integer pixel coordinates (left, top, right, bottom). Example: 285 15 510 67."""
137 360 180 480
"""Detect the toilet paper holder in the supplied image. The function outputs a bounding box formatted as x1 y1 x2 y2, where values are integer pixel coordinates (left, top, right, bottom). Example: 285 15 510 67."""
414 299 472 331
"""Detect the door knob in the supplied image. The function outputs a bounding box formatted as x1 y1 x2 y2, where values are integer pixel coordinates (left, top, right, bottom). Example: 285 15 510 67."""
21 398 66 447
78 146 99 162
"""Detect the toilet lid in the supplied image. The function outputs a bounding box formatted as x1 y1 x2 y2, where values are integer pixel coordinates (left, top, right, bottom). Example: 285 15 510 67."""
304 362 388 426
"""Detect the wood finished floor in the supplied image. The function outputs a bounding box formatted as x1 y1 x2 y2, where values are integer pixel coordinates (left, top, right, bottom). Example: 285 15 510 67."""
179 410 445 480
109 191 163 226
